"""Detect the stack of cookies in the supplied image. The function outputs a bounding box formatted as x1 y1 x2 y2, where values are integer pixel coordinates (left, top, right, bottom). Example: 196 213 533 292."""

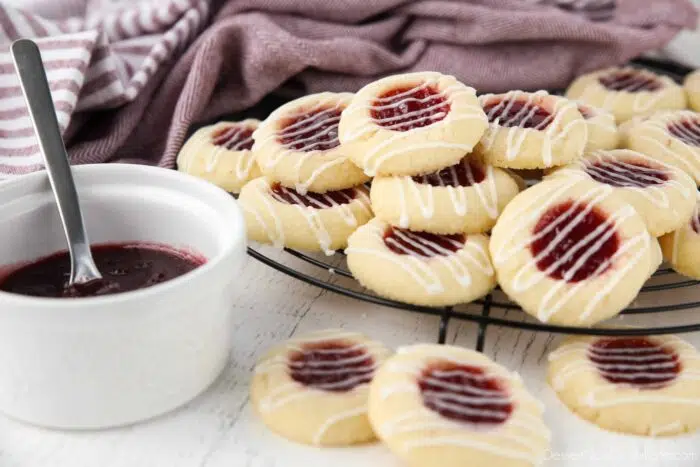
339 72 625 310
234 92 373 255
176 65 700 329
338 71 518 307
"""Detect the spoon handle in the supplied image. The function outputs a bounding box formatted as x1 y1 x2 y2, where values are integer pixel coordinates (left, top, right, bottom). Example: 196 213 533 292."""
12 39 101 282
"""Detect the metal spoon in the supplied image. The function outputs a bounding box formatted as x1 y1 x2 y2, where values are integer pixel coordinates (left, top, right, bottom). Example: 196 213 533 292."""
12 39 103 286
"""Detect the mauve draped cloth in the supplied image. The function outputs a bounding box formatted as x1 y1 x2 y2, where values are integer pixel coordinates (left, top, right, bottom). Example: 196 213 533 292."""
0 0 697 176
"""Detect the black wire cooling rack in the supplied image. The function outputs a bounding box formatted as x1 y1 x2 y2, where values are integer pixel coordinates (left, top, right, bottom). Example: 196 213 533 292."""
247 246 700 351
240 57 700 351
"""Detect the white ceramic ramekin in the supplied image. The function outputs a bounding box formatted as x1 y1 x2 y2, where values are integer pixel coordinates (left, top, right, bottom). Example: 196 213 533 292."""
0 164 246 429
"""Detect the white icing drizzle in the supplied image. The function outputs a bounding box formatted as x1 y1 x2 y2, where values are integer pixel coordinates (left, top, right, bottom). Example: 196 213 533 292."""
586 343 680 387
393 162 501 227
555 150 693 211
212 124 255 151
478 90 586 166
368 81 451 129
377 351 549 464
583 68 670 113
178 122 258 180
254 94 350 194
491 178 653 323
650 421 684 437
672 192 700 264
576 102 617 148
601 70 660 92
259 345 376 391
637 135 700 182
254 330 387 446
241 179 371 255
630 111 700 182
549 335 700 422
341 77 486 176
255 340 385 381
582 385 700 408
667 117 700 147
346 222 493 294
311 405 368 445
277 107 341 152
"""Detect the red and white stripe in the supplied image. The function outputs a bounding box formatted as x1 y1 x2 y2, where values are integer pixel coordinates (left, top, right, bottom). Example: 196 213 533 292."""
0 0 208 177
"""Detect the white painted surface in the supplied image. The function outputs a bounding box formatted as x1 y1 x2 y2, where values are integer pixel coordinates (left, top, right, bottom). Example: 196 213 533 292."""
0 246 699 467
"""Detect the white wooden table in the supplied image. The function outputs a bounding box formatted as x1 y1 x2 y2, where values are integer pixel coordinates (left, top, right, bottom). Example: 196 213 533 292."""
1 247 699 467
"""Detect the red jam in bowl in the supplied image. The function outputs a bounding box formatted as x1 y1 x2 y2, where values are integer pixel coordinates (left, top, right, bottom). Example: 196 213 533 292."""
0 243 205 298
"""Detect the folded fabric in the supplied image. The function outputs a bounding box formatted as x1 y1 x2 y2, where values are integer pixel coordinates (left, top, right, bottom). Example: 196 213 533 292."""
657 0 700 66
0 0 696 177
0 0 209 175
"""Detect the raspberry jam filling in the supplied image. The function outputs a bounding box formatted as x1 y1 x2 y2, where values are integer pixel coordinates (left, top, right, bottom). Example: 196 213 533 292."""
370 83 450 132
211 125 254 151
412 159 486 187
277 106 342 152
288 340 375 392
667 119 700 147
692 208 700 234
384 227 465 258
483 98 553 129
588 337 681 389
585 159 668 188
419 362 513 425
598 70 661 92
530 201 619 282
270 183 356 208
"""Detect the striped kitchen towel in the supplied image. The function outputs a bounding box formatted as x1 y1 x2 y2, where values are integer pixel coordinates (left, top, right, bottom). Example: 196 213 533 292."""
0 0 208 176
0 0 697 178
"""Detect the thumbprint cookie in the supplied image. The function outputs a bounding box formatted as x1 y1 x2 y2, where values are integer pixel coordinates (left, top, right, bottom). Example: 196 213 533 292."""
238 177 372 255
489 178 661 326
576 103 619 152
685 70 700 111
616 114 649 144
251 329 392 446
660 191 700 279
548 334 700 436
547 149 696 237
566 66 686 123
345 218 496 307
176 119 261 193
252 92 369 193
625 110 700 185
474 90 587 169
370 158 521 234
368 344 550 467
338 71 487 177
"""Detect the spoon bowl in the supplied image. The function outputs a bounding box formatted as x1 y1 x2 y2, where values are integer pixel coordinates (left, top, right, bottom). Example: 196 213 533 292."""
0 163 246 428
11 38 103 288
